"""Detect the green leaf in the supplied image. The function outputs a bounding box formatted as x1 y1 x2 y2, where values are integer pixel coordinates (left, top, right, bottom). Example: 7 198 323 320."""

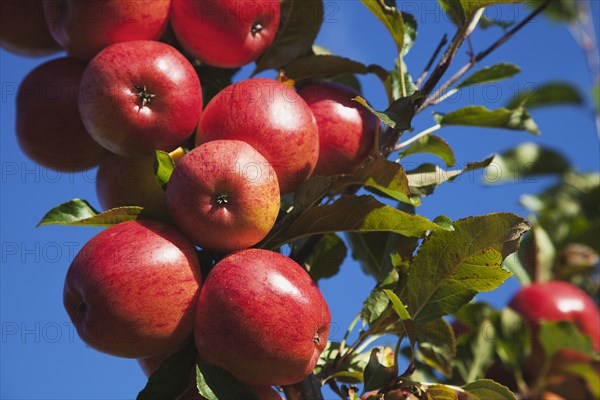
485 142 571 184
363 347 396 392
348 231 392 279
456 63 521 89
284 55 369 81
196 363 259 400
416 318 456 377
399 134 456 167
386 58 417 101
316 342 370 382
407 157 494 197
360 0 406 55
37 199 144 227
355 92 424 131
438 0 465 23
479 16 514 30
361 268 399 324
506 82 584 109
463 379 516 400
253 0 323 74
516 224 555 283
407 214 530 323
293 175 332 212
269 195 441 247
538 321 593 357
592 84 600 112
460 1 524 18
495 308 530 372
154 150 175 190
425 384 459 400
529 0 580 22
434 106 539 135
137 340 196 400
347 158 418 206
558 363 600 398
384 289 416 354
305 233 347 282
433 215 455 231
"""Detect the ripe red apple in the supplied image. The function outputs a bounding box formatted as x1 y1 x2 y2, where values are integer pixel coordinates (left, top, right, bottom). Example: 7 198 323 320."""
196 78 318 194
0 0 61 56
170 0 280 68
509 281 600 351
298 82 378 176
195 249 331 386
166 140 280 253
43 0 171 60
64 220 202 358
96 153 169 218
79 40 202 156
16 57 107 171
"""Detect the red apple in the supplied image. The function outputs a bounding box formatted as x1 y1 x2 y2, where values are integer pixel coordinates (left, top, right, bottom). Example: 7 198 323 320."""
16 57 107 171
170 0 280 68
96 153 169 218
166 140 280 253
0 0 61 56
195 249 331 386
196 78 318 194
43 0 171 60
509 281 600 351
64 220 202 358
78 40 202 156
298 82 378 176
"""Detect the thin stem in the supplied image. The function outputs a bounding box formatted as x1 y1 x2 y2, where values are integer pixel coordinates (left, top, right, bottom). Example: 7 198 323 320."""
568 0 600 136
417 12 479 100
417 0 552 112
339 313 361 356
416 34 449 89
431 88 459 105
398 56 407 98
394 124 442 151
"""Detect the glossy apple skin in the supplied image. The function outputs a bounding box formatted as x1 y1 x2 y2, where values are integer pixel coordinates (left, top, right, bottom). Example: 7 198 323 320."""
79 40 202 156
16 57 107 171
43 0 171 60
170 0 280 68
195 249 331 386
96 153 169 218
166 140 280 253
197 78 318 194
509 281 600 351
298 82 378 176
0 0 62 56
64 220 202 358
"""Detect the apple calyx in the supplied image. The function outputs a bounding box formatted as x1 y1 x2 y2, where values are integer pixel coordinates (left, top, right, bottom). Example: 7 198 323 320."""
133 84 156 108
215 193 230 206
313 332 320 345
251 22 264 36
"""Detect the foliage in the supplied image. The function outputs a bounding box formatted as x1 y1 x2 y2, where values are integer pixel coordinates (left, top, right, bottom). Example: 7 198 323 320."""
29 0 598 399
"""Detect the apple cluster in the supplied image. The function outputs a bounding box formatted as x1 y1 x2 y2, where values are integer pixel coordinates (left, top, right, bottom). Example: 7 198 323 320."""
2 0 379 397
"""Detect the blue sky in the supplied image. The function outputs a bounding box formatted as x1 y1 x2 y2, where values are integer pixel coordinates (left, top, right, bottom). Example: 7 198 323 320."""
1 2 599 399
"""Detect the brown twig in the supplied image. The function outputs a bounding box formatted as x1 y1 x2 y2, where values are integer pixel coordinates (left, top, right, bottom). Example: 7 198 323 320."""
415 34 449 89
419 0 552 111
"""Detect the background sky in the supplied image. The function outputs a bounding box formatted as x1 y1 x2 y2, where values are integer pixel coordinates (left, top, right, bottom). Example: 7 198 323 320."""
1 2 599 399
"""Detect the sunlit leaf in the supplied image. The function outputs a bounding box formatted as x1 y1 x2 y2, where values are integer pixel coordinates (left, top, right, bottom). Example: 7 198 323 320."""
154 151 175 190
506 82 583 109
434 106 539 135
463 379 516 400
37 199 143 227
407 214 530 323
456 63 521 89
399 134 456 167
